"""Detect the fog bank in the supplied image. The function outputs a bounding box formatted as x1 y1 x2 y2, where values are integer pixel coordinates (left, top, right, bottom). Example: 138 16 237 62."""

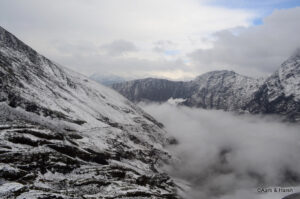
140 102 300 199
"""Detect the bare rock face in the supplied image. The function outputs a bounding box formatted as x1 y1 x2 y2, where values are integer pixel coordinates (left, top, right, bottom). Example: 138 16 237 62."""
112 53 300 122
0 26 179 199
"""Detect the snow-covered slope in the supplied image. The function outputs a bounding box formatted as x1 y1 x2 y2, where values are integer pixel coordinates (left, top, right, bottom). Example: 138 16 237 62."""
0 26 178 198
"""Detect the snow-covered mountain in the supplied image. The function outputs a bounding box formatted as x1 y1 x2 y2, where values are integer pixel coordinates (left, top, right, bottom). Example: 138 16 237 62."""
112 54 300 121
0 26 179 198
184 70 262 111
112 71 262 110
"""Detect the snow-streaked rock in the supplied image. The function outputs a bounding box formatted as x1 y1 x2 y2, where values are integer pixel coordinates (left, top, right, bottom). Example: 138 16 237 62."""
0 182 24 199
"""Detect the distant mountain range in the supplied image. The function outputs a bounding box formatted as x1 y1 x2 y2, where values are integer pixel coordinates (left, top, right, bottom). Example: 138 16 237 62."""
112 52 300 122
90 73 126 86
0 26 179 198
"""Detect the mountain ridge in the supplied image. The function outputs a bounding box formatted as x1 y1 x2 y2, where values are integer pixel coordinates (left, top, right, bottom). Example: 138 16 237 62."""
112 54 300 121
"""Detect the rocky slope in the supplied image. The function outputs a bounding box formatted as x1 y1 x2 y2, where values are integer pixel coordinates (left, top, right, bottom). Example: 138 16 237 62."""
112 54 300 121
0 26 179 198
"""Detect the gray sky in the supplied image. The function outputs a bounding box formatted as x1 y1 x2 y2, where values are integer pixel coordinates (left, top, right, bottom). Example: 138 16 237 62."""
0 0 299 79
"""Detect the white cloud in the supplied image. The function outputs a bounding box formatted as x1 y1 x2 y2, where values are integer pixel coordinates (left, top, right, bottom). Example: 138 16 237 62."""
189 7 300 77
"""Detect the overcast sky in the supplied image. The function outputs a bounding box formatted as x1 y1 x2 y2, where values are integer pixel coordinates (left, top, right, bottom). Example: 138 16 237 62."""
0 0 299 80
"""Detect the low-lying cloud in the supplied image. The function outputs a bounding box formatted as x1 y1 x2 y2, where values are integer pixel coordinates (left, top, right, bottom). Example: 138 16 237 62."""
140 102 300 199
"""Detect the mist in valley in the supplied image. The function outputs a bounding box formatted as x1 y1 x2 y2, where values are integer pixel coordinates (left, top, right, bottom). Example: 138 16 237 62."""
140 102 300 199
